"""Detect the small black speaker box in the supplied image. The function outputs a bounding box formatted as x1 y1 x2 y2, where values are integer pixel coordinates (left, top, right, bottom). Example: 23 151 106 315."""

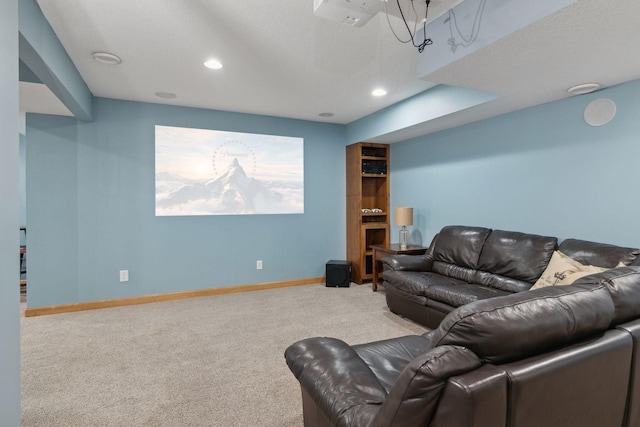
326 260 351 287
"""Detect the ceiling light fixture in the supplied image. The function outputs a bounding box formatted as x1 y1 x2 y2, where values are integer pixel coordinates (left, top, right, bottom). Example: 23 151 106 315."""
204 59 223 70
372 88 387 97
567 83 601 96
155 92 177 99
92 52 122 65
318 112 334 118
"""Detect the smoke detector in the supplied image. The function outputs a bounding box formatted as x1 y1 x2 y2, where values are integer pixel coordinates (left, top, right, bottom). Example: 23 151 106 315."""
313 0 378 27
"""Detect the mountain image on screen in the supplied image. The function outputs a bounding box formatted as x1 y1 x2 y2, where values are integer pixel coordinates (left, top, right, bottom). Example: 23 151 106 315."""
156 158 302 216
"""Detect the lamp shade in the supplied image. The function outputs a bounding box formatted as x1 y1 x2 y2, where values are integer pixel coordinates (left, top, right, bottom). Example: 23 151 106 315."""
395 207 413 227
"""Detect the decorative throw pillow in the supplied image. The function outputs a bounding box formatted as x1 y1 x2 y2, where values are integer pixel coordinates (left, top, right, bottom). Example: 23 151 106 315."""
531 252 623 291
531 251 584 290
555 264 607 285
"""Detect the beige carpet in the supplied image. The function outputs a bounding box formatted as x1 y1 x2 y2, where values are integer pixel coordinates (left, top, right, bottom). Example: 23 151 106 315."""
21 283 427 426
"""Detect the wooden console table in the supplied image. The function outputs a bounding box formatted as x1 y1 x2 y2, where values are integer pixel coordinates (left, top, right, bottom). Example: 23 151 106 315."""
370 243 427 291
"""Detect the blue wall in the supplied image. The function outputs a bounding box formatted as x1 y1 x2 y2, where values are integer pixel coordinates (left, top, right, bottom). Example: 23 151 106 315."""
27 80 640 310
19 133 26 227
26 98 346 308
390 79 640 248
0 0 21 423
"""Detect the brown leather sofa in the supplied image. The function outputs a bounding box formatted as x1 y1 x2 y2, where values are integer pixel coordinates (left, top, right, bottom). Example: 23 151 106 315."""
285 266 640 427
382 225 640 328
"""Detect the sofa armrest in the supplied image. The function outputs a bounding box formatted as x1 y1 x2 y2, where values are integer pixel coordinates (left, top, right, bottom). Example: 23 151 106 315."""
285 337 386 427
382 254 434 272
372 345 482 427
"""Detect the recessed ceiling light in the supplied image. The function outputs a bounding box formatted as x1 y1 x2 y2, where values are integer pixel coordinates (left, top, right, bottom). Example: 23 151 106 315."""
567 83 601 96
318 112 334 118
204 58 223 70
92 52 122 65
372 88 387 97
155 92 177 99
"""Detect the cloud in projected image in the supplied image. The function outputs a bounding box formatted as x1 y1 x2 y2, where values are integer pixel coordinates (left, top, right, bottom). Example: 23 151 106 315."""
155 125 304 216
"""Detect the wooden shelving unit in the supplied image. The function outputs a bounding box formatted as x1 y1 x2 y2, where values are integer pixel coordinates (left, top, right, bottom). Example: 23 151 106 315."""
346 142 390 284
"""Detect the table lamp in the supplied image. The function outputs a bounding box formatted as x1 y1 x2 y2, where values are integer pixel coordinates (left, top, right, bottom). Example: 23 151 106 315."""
395 207 413 249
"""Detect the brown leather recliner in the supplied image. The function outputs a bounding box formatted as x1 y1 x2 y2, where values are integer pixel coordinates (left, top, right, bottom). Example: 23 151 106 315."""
285 266 640 427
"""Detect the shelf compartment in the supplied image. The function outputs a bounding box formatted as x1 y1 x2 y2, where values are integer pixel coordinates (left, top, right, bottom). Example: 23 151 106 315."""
362 161 387 175
361 146 387 158
361 213 387 224
361 178 388 212
364 255 373 276
363 226 388 249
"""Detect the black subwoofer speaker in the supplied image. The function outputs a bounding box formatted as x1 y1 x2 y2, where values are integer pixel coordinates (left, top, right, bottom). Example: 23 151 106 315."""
326 260 351 287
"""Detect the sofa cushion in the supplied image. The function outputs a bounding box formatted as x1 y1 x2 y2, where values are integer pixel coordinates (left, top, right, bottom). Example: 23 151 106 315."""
384 281 429 307
423 283 510 308
572 266 640 326
431 261 476 283
353 335 431 393
432 226 492 270
472 270 535 293
559 238 640 268
383 270 467 297
477 229 557 284
426 284 615 364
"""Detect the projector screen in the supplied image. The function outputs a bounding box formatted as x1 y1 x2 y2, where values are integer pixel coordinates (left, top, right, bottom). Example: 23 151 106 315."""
155 125 304 216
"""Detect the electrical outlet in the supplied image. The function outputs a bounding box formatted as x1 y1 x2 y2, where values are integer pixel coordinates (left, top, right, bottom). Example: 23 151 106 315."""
256 260 263 270
119 270 129 282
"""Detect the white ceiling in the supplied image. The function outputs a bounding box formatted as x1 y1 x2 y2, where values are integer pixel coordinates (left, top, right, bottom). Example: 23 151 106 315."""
21 0 640 142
